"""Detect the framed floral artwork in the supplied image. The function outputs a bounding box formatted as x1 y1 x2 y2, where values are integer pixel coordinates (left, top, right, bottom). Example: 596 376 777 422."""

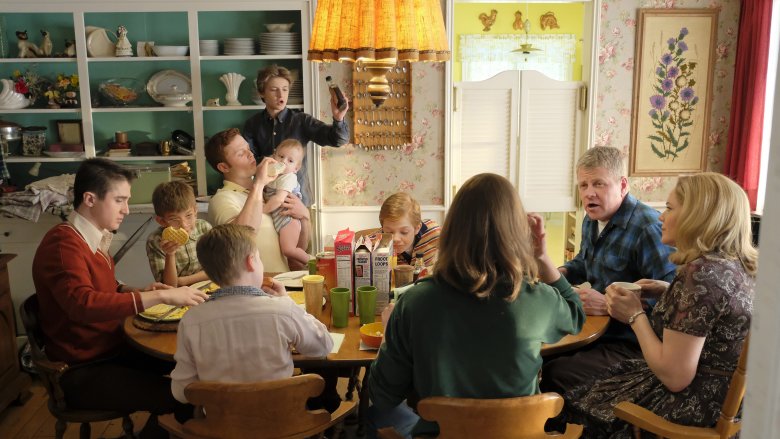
629 9 719 176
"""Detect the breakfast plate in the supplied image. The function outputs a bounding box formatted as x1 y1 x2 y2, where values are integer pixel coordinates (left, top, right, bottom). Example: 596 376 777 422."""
138 303 188 322
273 270 308 289
191 280 220 292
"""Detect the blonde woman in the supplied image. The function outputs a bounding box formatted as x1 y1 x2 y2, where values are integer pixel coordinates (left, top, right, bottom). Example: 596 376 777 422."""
368 173 585 438
563 172 757 438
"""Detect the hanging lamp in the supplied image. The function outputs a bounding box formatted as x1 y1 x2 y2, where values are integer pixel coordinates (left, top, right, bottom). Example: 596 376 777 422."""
308 0 450 107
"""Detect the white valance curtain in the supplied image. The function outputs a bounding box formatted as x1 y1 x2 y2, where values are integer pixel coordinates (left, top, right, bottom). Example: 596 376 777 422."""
459 34 577 82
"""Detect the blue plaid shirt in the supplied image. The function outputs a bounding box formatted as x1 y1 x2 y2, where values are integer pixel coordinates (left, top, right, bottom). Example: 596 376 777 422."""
563 194 675 340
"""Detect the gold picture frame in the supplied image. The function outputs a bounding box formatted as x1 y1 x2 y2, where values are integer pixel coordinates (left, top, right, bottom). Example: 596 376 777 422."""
629 9 719 176
56 120 83 145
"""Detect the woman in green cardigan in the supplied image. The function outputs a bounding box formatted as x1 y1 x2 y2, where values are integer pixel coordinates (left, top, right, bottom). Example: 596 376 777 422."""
367 173 586 438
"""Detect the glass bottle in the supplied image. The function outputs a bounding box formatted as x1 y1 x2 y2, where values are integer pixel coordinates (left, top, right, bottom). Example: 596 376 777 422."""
325 75 347 111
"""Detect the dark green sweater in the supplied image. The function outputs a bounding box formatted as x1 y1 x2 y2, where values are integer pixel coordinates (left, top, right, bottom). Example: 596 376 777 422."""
368 275 584 436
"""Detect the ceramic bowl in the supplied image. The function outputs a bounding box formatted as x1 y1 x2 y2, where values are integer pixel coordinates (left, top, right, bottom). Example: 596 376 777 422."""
265 23 295 32
99 78 143 106
153 45 189 56
359 322 384 349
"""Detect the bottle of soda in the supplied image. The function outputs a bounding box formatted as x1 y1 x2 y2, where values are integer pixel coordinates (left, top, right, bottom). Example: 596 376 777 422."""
413 252 425 282
325 75 347 111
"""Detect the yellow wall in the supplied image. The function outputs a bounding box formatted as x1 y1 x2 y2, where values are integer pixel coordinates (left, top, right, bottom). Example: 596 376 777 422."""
453 2 584 82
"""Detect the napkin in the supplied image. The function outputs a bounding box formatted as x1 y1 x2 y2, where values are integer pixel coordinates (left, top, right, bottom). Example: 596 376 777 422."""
329 332 345 354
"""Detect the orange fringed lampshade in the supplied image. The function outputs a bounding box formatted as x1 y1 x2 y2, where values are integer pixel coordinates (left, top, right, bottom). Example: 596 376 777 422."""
308 0 450 106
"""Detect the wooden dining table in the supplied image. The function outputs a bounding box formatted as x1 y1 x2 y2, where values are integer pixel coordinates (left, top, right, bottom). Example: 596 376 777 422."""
124 304 608 435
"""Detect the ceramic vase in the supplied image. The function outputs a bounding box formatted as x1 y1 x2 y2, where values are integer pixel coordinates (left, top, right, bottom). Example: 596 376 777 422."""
219 72 245 106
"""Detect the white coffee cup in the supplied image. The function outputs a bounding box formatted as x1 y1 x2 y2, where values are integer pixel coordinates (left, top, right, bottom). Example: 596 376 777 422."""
612 281 642 297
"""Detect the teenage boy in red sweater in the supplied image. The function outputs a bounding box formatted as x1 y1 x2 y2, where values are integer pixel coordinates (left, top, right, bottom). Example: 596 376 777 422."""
33 158 208 439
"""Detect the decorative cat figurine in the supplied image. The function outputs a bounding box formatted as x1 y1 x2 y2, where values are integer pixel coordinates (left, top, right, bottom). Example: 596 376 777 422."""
64 40 76 57
39 30 53 57
16 30 40 58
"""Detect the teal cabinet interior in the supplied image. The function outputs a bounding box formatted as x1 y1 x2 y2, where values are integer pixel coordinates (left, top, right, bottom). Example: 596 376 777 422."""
0 1 312 199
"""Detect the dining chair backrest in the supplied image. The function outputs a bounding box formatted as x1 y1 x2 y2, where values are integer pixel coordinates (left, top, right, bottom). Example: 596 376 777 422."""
416 393 583 439
614 335 750 439
178 374 338 439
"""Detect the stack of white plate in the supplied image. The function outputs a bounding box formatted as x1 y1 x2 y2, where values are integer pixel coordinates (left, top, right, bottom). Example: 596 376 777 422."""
288 79 303 105
259 32 300 55
223 38 256 55
199 40 218 56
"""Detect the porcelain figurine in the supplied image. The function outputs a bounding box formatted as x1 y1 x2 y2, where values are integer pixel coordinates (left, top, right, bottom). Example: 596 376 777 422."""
64 39 76 57
219 72 245 106
206 98 220 107
16 30 40 58
39 30 52 57
115 25 133 57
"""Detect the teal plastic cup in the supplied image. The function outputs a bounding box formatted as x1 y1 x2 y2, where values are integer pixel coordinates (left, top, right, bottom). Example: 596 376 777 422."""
356 285 378 325
330 287 350 328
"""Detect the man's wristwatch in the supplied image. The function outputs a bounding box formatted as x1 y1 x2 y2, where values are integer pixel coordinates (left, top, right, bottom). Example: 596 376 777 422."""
627 310 645 325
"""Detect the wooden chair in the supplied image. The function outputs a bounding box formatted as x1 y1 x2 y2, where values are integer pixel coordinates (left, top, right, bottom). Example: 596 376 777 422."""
613 336 750 439
159 374 358 439
19 294 134 439
378 392 583 439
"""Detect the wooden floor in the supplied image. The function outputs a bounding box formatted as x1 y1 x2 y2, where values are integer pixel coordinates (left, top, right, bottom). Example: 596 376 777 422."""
0 376 359 439
0 379 149 438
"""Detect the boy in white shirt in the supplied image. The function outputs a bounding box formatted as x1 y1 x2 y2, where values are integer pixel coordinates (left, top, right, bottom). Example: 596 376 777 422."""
170 224 333 403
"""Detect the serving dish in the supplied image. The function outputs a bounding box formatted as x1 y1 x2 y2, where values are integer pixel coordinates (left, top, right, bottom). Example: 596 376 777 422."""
147 70 192 106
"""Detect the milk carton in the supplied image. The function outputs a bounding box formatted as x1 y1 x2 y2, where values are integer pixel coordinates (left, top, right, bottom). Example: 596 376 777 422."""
353 236 373 310
371 233 393 314
334 228 355 313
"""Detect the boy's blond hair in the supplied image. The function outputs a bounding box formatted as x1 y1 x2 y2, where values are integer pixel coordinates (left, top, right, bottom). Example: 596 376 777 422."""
379 192 421 227
196 224 258 286
152 181 196 217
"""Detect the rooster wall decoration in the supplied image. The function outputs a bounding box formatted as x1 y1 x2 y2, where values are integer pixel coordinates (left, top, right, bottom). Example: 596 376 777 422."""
513 11 525 31
478 9 497 32
540 12 560 31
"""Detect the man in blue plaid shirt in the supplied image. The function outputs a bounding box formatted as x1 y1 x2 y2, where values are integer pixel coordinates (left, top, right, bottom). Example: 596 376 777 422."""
541 146 675 395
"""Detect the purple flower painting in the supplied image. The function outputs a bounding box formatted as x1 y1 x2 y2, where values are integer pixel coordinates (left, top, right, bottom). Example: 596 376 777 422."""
648 27 698 160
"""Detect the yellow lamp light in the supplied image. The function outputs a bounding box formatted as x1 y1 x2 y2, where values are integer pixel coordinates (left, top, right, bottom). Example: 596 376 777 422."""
308 0 450 107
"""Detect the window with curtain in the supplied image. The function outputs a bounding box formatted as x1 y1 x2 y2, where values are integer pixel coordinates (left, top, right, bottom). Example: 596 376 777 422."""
459 34 577 82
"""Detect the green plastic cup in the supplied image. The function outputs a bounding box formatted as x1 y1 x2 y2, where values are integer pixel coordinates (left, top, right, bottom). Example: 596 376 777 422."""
356 285 378 325
330 287 350 328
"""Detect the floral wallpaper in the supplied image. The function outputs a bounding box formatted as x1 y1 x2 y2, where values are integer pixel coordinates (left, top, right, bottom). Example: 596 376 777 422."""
318 62 446 206
318 0 740 207
594 0 740 202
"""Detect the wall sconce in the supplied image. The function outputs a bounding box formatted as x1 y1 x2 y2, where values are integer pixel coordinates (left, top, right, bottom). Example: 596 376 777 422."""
308 0 450 107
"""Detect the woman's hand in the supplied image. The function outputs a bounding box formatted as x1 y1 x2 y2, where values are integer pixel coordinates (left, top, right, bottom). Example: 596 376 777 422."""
605 284 644 323
527 213 547 259
635 278 670 299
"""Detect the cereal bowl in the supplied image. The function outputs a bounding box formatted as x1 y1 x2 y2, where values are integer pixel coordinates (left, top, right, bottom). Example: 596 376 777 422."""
359 322 384 349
